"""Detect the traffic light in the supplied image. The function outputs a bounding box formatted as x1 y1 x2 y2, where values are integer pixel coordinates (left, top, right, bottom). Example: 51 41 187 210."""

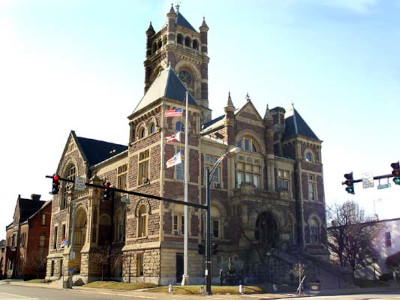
212 243 218 255
198 244 205 255
343 172 355 194
391 162 400 185
52 174 60 195
103 181 111 200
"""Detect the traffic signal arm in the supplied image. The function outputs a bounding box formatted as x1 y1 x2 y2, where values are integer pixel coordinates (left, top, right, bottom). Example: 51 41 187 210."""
46 175 207 210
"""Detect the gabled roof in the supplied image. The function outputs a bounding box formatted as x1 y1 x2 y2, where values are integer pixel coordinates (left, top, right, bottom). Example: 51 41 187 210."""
285 109 319 140
76 136 128 167
132 67 198 115
18 197 46 223
176 12 197 32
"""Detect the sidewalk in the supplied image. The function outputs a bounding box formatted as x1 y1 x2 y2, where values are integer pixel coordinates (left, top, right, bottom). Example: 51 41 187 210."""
2 279 399 299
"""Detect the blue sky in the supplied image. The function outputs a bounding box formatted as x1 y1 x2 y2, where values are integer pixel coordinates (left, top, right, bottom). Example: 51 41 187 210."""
1 0 399 240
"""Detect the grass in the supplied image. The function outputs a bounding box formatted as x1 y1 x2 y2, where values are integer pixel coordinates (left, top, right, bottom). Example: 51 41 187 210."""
144 285 265 295
83 281 156 290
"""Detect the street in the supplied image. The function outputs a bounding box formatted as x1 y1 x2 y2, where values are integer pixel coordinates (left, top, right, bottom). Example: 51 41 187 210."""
277 293 400 300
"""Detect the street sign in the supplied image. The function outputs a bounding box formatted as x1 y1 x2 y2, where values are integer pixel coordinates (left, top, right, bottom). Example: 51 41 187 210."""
362 172 374 189
121 197 130 204
74 176 86 191
378 183 391 190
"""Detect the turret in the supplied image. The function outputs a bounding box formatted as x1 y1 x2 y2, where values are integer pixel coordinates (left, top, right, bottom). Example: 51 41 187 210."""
224 92 235 145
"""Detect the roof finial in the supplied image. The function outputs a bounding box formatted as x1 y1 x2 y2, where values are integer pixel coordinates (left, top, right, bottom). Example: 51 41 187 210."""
245 93 251 101
175 0 181 12
267 104 269 110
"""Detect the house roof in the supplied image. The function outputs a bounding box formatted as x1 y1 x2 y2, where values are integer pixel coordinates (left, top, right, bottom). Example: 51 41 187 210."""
132 66 198 115
76 136 128 167
176 12 197 32
18 197 46 223
284 109 319 140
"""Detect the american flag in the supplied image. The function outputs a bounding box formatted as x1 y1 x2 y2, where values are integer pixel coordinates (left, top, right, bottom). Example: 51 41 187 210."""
166 152 182 168
60 238 68 248
165 131 181 143
165 108 183 118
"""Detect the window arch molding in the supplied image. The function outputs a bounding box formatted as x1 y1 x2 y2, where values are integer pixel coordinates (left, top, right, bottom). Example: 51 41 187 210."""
304 149 314 162
175 62 201 82
136 122 147 139
307 213 322 244
171 118 192 133
135 199 151 217
235 130 266 155
146 117 158 135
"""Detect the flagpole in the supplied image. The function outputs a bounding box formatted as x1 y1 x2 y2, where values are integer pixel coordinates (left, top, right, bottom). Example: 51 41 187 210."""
183 90 189 285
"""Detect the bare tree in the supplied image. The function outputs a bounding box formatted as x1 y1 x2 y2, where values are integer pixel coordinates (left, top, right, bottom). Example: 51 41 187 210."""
26 248 48 278
91 244 121 281
327 201 380 278
291 263 306 295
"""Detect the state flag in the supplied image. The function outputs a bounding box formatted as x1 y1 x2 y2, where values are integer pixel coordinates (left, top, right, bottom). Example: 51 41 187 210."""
165 108 183 118
165 131 181 143
166 152 182 168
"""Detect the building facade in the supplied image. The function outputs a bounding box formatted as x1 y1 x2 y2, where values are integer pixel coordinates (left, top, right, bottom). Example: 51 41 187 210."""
46 6 344 287
2 194 51 279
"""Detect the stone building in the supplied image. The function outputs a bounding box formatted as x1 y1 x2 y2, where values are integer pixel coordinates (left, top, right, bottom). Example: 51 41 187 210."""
3 194 51 279
46 6 347 287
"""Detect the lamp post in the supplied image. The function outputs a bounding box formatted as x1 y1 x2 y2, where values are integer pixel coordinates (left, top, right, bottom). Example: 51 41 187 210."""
205 147 240 295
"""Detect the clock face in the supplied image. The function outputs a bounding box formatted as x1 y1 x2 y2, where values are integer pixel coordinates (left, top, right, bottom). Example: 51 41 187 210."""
179 71 192 85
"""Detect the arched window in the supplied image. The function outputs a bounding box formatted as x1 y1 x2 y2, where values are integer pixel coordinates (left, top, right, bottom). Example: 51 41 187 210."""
61 164 76 209
237 136 259 153
149 122 155 134
192 39 199 50
157 40 162 49
176 121 184 132
138 205 148 237
309 217 320 244
139 127 146 139
115 211 125 242
184 36 191 47
305 151 313 162
177 34 183 44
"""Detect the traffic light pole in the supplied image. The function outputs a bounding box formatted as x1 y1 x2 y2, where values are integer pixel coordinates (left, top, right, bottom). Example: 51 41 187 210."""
343 173 395 185
205 169 212 295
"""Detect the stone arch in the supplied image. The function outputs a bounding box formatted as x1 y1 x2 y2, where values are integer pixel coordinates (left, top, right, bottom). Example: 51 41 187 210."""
175 61 201 98
136 121 147 139
177 33 183 44
184 36 191 47
307 213 322 244
192 39 199 50
99 214 111 226
135 199 151 217
146 116 158 135
254 211 279 246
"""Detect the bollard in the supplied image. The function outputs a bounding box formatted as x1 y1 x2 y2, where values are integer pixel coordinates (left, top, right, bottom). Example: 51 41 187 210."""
168 284 173 293
239 284 243 294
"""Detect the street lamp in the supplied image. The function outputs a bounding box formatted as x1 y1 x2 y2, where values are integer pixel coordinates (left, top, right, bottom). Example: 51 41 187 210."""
205 146 240 295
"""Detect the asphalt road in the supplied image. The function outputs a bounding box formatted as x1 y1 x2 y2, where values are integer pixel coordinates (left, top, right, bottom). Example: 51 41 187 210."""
278 293 400 300
0 284 157 300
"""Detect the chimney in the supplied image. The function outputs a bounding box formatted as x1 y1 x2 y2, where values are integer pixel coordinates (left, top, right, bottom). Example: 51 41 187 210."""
31 194 41 201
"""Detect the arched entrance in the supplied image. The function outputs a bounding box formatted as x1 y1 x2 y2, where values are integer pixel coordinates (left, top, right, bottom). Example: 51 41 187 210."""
254 212 279 248
71 206 87 274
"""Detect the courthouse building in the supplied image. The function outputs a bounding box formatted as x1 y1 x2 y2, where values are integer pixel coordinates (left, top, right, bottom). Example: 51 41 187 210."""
46 6 345 286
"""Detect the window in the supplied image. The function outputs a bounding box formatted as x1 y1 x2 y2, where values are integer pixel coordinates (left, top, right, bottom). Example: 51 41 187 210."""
177 34 183 44
184 36 191 47
176 121 184 132
149 122 155 134
193 39 199 50
61 164 76 210
308 174 317 201
62 224 66 241
138 205 148 237
237 161 261 188
137 253 144 276
172 214 185 235
309 217 320 244
305 152 313 162
139 127 146 139
42 214 46 226
53 227 58 249
118 164 127 190
138 150 149 185
39 233 45 248
115 211 125 242
237 137 258 153
385 232 392 247
277 170 290 191
205 155 221 187
213 220 219 238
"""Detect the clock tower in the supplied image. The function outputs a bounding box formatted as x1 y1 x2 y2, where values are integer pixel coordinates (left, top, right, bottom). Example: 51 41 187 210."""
143 5 211 123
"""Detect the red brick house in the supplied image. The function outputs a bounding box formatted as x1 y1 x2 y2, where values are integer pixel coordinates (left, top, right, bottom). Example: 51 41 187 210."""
3 194 52 279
